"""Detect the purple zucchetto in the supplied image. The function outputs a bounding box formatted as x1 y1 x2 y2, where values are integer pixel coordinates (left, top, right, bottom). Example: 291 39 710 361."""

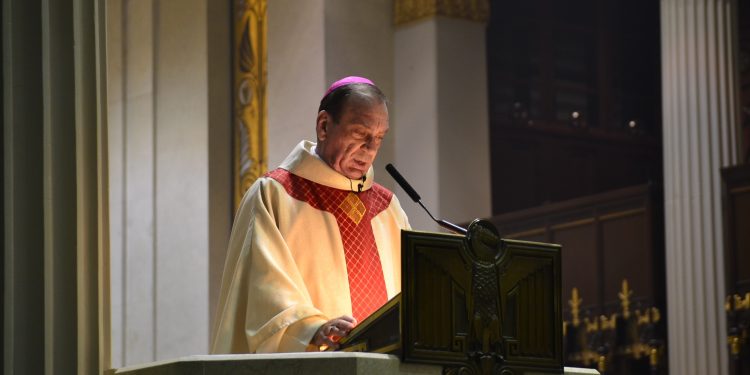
323 76 376 99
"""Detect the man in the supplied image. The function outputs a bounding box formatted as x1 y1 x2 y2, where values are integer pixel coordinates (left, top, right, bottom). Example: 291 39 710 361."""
211 76 410 353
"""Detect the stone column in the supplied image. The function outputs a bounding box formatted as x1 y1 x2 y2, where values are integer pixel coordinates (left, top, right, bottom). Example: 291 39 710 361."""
660 1 741 374
4 0 110 373
393 0 492 231
267 0 327 167
107 0 232 367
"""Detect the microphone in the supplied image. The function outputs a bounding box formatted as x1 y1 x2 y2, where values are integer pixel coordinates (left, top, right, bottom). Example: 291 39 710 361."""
357 175 366 193
385 163 467 235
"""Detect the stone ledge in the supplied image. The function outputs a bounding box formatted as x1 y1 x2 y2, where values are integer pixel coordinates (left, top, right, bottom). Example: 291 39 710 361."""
111 352 440 375
110 352 599 375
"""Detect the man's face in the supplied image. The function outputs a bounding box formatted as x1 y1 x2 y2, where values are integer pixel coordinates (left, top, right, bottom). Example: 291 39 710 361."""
316 99 389 180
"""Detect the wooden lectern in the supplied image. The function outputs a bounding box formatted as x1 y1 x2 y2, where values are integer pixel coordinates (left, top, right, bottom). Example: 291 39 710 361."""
336 219 563 375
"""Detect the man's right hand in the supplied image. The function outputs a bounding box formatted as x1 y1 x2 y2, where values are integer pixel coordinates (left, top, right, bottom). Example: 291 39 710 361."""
311 315 358 350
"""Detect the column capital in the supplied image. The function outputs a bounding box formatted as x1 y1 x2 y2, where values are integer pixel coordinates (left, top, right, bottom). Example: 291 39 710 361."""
394 0 489 26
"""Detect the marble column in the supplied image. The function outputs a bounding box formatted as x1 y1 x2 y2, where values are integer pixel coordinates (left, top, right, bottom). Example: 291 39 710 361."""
106 0 232 367
4 0 110 373
660 1 741 374
393 0 492 231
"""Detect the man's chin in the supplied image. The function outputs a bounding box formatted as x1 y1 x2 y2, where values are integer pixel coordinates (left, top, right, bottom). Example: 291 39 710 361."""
343 167 367 180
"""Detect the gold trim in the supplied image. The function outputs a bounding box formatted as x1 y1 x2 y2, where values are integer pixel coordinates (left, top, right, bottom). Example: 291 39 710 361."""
569 288 582 327
618 279 633 319
374 342 402 354
394 0 490 26
599 314 617 331
551 218 595 231
729 185 750 194
734 292 750 311
635 307 660 326
338 294 402 346
597 355 607 373
728 335 741 356
599 208 645 221
584 316 599 333
339 193 367 224
505 228 545 239
234 0 268 210
649 347 659 367
340 342 368 352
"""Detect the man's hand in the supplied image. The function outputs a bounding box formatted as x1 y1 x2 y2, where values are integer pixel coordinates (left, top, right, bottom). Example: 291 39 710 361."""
311 315 358 350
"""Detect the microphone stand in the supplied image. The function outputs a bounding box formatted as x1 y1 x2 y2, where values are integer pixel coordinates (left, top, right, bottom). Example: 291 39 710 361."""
385 164 467 236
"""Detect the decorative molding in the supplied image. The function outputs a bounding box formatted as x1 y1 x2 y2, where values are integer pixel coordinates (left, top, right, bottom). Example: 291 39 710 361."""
234 0 268 210
393 0 489 26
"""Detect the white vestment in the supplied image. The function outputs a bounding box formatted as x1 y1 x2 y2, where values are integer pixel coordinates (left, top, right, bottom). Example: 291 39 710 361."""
211 140 410 353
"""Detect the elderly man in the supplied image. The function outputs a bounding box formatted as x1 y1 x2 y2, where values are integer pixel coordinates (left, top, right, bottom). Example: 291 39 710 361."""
211 77 410 354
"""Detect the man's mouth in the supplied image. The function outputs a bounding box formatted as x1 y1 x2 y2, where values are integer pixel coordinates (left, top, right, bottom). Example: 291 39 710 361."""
353 160 367 168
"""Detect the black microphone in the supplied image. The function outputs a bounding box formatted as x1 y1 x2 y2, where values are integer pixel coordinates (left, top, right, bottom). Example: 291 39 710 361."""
385 163 467 235
357 175 366 193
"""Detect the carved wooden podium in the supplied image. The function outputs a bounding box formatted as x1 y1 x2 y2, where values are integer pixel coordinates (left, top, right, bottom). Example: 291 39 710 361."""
336 219 563 375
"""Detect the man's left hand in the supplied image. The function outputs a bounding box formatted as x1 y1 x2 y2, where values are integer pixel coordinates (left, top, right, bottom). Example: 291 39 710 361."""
311 315 358 350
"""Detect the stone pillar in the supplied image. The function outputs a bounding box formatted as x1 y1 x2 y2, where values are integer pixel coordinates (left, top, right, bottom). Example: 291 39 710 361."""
4 0 110 373
107 0 232 367
4 1 45 374
267 0 326 168
660 1 741 374
393 0 492 231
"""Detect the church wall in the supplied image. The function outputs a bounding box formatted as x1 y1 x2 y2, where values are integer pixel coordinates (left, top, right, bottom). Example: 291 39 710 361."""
394 16 492 232
267 0 326 168
435 17 491 225
153 0 210 361
107 0 232 367
324 0 396 191
206 0 233 354
107 0 125 367
109 0 157 366
394 19 441 232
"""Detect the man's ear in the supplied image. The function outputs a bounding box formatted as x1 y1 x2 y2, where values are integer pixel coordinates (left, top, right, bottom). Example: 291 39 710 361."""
316 110 329 141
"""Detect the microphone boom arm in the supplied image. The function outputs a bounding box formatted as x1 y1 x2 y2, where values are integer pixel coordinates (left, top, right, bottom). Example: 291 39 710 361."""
417 201 468 235
386 164 468 236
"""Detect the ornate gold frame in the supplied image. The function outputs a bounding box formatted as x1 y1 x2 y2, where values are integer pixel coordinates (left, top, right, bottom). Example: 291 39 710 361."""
234 0 268 210
394 0 490 26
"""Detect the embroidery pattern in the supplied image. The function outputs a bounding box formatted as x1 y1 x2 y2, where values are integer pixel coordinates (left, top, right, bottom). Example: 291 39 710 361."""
266 168 392 321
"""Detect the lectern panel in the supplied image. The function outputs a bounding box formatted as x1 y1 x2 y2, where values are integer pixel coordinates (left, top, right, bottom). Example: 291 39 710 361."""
337 221 563 374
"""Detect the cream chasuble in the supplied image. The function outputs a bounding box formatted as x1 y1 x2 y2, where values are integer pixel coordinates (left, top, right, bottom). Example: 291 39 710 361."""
211 141 410 354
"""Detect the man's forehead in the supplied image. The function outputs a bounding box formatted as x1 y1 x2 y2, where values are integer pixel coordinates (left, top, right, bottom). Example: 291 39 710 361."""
341 93 387 112
340 101 388 121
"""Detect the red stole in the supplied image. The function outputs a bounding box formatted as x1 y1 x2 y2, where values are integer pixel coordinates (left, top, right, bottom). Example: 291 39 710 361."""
266 168 392 322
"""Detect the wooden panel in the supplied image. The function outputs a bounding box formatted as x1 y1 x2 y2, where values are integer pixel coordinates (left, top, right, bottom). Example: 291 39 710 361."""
722 164 750 375
734 191 750 283
492 139 538 213
552 222 599 309
723 165 750 293
601 212 651 305
489 184 659 311
489 184 664 373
